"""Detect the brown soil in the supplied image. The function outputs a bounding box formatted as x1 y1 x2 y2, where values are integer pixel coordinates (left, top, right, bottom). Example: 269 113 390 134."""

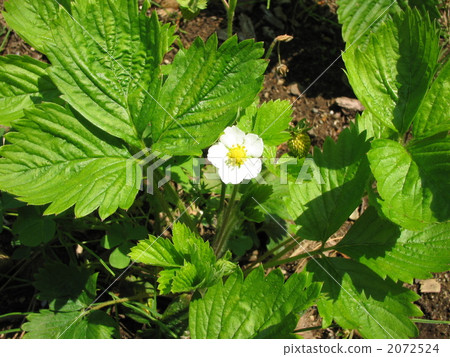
0 0 448 339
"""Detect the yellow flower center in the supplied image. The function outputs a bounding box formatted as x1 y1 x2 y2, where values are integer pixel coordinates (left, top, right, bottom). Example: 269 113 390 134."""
227 145 247 167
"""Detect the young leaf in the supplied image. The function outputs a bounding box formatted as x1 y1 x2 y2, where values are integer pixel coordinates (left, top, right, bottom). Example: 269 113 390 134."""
0 55 60 126
335 207 450 283
412 60 450 139
287 126 371 241
368 137 450 230
22 309 119 339
129 223 236 294
189 267 321 338
44 2 176 148
2 0 70 52
343 9 441 134
0 103 141 220
237 100 293 146
306 257 422 339
151 35 266 155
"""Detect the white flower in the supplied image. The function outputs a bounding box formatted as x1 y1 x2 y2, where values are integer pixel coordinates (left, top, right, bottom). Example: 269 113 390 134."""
207 126 264 184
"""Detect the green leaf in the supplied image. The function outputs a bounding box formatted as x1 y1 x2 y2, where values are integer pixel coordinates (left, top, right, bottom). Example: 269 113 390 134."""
23 309 119 339
151 35 266 155
354 111 398 140
413 60 450 139
306 257 422 339
129 236 184 268
0 103 141 220
401 0 441 21
178 0 207 19
368 137 450 230
189 267 321 339
12 207 56 247
2 0 70 52
44 2 176 148
0 55 60 126
343 9 441 134
109 242 133 269
101 223 147 249
129 223 236 293
287 126 371 241
336 207 450 283
237 100 293 146
34 262 96 305
337 0 402 46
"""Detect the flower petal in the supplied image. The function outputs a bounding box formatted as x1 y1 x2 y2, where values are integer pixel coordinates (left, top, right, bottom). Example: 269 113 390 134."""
220 126 246 148
217 158 262 184
241 158 262 180
243 134 264 157
207 142 228 168
218 165 247 185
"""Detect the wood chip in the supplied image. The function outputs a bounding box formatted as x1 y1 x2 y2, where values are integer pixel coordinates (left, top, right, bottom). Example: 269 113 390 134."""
419 279 441 293
335 97 365 111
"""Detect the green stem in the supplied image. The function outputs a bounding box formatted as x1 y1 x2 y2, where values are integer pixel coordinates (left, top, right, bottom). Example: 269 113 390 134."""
90 293 153 312
222 0 237 39
412 318 450 325
246 238 298 269
262 246 328 269
0 328 21 335
65 234 116 277
154 169 197 233
213 184 239 257
0 29 12 53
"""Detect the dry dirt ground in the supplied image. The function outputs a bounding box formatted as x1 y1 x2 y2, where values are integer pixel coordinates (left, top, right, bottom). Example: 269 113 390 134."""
0 0 448 339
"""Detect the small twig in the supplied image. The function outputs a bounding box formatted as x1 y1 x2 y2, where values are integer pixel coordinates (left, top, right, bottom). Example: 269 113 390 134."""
0 28 12 53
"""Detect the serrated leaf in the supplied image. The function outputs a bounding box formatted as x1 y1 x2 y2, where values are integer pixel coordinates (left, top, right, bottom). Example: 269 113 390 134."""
130 223 236 293
368 137 450 230
189 267 321 339
306 257 422 339
151 35 266 155
43 2 176 148
337 0 402 46
287 126 370 241
2 0 70 52
0 103 140 219
237 100 293 146
34 262 97 307
354 111 398 140
12 206 56 247
23 309 118 339
343 9 441 134
0 55 60 126
413 60 450 139
335 207 450 283
129 236 184 268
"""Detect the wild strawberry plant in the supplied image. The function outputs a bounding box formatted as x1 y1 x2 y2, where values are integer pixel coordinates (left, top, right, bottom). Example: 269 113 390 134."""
0 0 448 339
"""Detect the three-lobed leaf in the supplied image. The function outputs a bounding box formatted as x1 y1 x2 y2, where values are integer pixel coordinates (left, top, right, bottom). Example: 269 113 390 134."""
129 223 236 294
0 103 141 220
